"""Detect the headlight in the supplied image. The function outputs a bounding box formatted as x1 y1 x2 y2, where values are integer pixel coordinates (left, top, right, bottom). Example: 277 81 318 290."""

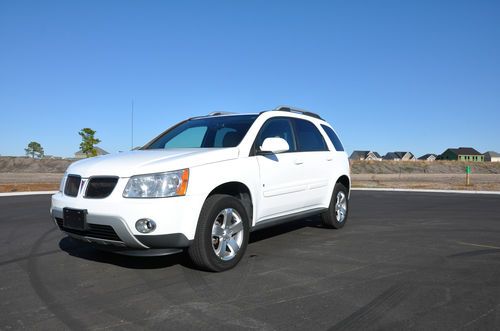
123 169 189 198
59 173 67 192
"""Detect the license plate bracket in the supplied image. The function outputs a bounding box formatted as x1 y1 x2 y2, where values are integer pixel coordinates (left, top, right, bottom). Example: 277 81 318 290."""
63 208 87 230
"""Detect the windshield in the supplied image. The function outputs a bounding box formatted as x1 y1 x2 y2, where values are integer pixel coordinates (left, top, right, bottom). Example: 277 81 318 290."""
145 115 258 149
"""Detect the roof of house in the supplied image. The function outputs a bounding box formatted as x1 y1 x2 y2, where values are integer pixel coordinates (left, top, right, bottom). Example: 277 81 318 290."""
383 151 414 159
383 152 399 159
444 147 482 156
75 146 109 155
349 151 381 159
418 153 437 160
395 151 414 158
349 151 368 159
484 151 500 157
363 151 382 158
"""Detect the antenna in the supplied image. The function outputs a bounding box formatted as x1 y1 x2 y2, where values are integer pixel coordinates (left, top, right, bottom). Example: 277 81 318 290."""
131 100 134 150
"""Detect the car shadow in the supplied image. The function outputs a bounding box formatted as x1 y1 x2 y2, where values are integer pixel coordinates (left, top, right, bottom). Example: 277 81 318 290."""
249 215 323 243
58 237 192 269
58 215 325 270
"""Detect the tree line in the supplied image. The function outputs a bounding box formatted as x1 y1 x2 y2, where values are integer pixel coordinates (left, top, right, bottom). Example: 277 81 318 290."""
25 128 101 158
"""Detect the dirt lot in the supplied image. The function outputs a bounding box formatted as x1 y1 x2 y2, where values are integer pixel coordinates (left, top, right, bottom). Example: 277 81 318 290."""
1 157 500 192
351 160 500 174
350 160 500 191
0 173 63 192
352 173 500 191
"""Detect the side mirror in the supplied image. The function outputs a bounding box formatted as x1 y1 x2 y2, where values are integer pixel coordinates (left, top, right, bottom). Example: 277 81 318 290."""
259 137 290 154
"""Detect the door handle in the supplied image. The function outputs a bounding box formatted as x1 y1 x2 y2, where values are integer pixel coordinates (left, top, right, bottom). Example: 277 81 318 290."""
294 159 304 165
326 157 333 161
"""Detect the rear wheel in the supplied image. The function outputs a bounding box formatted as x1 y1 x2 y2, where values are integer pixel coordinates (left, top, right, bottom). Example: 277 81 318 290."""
188 194 249 271
321 183 349 229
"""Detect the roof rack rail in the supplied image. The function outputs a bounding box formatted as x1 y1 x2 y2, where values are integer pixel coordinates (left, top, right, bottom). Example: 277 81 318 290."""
207 111 236 116
271 106 323 120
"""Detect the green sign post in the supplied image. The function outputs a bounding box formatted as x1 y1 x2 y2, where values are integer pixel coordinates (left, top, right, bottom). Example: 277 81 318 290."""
466 166 471 186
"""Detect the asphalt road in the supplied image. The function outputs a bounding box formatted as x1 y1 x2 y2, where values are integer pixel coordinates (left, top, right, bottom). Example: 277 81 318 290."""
1 191 500 330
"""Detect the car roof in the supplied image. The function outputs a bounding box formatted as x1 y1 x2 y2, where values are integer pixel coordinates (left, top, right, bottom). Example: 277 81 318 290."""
192 106 325 123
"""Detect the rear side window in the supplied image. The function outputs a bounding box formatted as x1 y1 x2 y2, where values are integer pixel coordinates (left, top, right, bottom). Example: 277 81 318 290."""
293 119 327 152
321 124 344 151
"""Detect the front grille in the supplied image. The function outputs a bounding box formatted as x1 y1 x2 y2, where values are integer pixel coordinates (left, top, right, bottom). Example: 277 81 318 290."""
85 177 118 198
64 175 81 197
55 218 122 241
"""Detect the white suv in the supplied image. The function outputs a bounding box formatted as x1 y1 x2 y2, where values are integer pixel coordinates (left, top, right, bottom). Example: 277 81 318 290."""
51 107 350 271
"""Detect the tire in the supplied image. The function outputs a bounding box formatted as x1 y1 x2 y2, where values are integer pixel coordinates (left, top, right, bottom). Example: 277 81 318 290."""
188 194 250 272
321 183 349 229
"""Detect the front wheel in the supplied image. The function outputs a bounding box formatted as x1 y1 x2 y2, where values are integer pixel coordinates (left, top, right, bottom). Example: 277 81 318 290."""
188 194 250 272
321 183 349 229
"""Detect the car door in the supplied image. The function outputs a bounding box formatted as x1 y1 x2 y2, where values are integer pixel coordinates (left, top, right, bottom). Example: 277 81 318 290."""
254 117 309 220
291 118 331 207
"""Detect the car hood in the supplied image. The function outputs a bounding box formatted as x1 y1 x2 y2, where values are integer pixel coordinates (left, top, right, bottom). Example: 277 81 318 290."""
66 148 240 178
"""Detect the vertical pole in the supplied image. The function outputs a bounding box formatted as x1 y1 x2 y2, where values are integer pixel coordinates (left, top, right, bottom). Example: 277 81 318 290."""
466 166 471 186
131 100 134 150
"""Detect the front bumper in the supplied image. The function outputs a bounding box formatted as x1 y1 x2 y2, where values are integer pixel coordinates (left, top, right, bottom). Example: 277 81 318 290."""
51 184 205 254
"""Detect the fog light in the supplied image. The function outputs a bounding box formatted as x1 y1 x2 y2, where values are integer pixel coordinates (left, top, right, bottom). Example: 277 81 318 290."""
136 219 156 233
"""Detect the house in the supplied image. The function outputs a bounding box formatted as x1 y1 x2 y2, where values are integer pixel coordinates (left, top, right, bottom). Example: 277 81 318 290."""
438 147 484 162
382 151 416 161
483 151 500 162
74 147 109 159
418 153 437 161
349 151 382 161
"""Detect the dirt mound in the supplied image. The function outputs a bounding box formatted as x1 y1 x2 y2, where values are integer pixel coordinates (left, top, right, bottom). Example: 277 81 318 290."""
2 157 500 175
1 157 500 193
0 157 74 173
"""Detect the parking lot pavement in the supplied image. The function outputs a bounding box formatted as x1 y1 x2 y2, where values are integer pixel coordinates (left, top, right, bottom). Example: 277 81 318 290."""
1 191 500 330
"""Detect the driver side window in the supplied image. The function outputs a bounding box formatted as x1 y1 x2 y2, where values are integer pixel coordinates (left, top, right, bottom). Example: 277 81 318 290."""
256 118 296 152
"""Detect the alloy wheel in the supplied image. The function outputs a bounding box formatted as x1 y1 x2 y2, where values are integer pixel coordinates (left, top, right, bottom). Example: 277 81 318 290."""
211 208 244 261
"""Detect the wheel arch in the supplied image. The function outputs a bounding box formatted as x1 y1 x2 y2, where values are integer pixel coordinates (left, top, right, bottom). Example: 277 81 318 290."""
336 174 351 193
206 181 254 224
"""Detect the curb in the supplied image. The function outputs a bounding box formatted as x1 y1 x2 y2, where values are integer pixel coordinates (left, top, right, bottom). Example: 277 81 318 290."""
352 187 500 195
0 191 57 197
